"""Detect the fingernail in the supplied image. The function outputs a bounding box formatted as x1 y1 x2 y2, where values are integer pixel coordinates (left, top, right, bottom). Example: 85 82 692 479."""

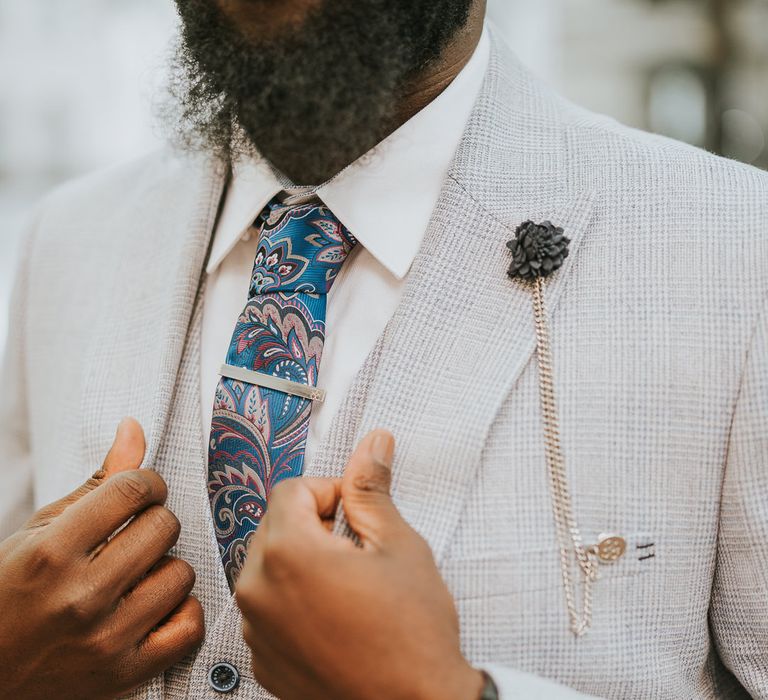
370 432 394 468
115 417 134 440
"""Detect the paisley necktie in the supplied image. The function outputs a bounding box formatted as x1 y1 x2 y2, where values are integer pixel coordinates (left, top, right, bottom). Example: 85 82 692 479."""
208 197 357 585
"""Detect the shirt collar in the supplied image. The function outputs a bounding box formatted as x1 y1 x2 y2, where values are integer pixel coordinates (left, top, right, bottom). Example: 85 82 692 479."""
207 24 491 279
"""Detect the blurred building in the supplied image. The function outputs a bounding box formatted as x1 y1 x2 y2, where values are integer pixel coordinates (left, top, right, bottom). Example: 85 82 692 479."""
559 0 768 167
1 0 767 343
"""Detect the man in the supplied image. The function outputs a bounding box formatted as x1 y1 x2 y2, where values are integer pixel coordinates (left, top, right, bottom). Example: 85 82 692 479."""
1 0 767 696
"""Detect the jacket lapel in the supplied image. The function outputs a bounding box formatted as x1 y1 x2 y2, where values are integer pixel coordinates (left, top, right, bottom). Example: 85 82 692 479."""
315 32 598 564
363 186 594 564
80 153 227 470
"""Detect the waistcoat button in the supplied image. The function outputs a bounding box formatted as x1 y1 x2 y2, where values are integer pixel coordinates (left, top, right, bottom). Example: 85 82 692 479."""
208 662 240 693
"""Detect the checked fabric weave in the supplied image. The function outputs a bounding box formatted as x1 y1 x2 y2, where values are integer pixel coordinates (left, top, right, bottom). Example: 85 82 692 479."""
208 197 357 585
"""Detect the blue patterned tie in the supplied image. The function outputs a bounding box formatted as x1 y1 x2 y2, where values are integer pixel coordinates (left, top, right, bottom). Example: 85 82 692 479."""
208 197 357 585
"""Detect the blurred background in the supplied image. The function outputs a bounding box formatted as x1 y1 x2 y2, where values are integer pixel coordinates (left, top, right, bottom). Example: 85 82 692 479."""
1 0 767 347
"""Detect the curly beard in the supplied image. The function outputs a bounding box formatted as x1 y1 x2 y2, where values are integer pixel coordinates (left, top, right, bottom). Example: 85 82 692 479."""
166 0 473 184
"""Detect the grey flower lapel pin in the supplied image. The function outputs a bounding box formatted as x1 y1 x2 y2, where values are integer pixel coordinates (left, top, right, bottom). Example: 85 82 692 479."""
506 220 570 281
507 220 626 638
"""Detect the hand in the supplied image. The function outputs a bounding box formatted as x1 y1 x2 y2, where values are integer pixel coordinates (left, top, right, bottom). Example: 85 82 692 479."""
236 430 485 700
0 418 204 700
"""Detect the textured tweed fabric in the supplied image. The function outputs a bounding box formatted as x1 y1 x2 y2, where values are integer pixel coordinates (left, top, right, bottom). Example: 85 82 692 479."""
1 29 767 699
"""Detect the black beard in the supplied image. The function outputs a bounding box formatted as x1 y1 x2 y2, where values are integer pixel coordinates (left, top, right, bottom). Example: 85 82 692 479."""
167 0 473 184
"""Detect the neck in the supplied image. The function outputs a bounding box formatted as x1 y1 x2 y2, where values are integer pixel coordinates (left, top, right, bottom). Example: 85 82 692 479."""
396 2 486 125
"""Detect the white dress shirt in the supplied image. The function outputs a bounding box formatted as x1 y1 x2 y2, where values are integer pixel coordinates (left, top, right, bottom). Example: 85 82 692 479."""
201 26 490 464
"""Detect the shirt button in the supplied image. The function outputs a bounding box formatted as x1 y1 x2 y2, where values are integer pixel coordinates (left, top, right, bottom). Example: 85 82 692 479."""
208 662 240 693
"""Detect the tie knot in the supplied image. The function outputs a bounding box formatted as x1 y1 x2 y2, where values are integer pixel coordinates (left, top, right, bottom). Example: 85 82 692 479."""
249 200 357 297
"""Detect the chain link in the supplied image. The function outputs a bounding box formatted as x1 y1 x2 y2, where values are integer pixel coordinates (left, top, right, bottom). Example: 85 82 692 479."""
532 277 598 637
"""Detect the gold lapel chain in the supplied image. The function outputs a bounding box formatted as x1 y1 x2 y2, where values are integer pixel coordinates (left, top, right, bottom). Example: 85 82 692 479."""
507 221 626 637
532 277 597 636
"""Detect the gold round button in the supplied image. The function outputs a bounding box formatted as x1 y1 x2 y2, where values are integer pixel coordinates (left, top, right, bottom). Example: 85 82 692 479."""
595 534 626 563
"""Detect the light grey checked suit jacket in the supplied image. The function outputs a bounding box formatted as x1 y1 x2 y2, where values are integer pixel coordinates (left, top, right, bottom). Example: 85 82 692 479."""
2 32 768 699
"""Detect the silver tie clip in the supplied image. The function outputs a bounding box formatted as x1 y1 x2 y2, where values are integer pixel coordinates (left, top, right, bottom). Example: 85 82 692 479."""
218 364 326 403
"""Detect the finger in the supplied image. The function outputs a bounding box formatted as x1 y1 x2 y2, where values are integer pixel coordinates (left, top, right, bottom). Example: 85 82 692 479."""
126 596 205 688
112 556 196 643
265 477 343 535
241 478 345 585
26 418 146 529
341 429 403 549
47 469 168 555
90 505 181 601
102 417 146 476
301 477 343 519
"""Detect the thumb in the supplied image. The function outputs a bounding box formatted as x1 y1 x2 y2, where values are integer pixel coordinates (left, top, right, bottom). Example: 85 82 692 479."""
341 429 402 549
27 418 146 528
101 416 146 477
